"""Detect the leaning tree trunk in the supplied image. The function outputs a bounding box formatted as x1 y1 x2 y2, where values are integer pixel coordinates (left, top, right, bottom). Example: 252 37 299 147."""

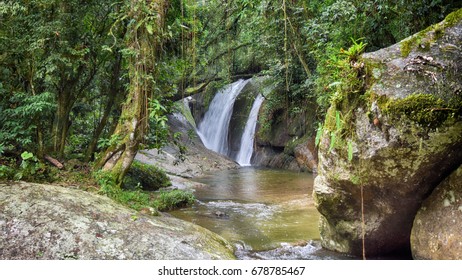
96 0 167 187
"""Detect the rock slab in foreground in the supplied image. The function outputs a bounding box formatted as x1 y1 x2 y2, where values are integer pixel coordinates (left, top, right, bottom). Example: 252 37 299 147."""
0 182 235 260
411 165 462 260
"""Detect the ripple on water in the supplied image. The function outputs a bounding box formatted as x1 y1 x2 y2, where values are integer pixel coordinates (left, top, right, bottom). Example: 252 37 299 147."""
205 200 279 220
169 167 324 255
235 240 356 260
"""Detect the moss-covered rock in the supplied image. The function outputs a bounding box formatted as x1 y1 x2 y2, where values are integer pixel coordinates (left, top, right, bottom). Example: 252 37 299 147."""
411 165 462 260
252 80 318 171
314 9 462 257
123 161 171 191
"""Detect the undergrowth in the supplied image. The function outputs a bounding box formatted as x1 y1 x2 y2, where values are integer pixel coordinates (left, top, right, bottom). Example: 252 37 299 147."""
95 170 195 214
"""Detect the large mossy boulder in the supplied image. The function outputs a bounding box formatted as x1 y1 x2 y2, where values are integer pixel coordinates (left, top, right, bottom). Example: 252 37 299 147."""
0 182 235 260
123 161 171 191
411 165 462 260
313 10 462 257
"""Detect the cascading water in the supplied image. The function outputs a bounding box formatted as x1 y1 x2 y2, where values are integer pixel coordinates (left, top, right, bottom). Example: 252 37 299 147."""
197 79 250 155
235 94 265 166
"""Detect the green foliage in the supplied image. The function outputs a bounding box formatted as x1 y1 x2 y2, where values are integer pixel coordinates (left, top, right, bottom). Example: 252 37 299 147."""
95 169 192 213
95 170 156 212
323 110 344 152
13 151 54 182
316 38 368 115
0 161 15 181
0 0 126 158
0 91 55 152
97 134 123 150
341 38 367 62
315 123 323 147
146 98 170 149
16 151 40 180
124 161 171 191
155 189 195 211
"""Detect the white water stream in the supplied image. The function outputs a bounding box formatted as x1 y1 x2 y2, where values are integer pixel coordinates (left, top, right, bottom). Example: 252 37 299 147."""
197 79 250 155
235 94 265 166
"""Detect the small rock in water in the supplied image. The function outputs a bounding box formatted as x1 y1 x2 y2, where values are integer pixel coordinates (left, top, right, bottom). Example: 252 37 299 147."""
215 211 227 218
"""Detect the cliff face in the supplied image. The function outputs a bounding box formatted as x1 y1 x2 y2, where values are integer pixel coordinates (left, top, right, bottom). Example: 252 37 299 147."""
313 10 462 257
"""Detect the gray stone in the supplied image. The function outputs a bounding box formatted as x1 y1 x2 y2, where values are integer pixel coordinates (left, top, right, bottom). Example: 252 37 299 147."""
0 182 235 260
411 165 462 260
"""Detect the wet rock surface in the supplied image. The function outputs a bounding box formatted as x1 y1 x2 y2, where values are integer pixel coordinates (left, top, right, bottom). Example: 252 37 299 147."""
0 182 235 260
136 107 238 179
411 165 462 260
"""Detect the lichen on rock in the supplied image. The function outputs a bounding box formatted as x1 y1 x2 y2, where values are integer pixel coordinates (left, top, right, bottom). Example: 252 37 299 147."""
313 9 462 258
0 182 235 260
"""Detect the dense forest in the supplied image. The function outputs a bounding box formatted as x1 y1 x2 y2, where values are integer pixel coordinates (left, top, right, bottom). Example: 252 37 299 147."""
1 0 460 204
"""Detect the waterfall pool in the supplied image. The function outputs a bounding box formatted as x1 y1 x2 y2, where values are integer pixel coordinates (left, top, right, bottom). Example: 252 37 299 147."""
169 167 354 260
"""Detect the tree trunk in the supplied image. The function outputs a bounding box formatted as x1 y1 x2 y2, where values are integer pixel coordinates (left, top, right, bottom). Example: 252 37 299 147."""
85 54 123 162
53 90 73 159
97 0 167 187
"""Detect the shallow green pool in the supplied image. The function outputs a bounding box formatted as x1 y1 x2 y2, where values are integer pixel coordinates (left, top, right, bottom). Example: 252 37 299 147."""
170 167 320 251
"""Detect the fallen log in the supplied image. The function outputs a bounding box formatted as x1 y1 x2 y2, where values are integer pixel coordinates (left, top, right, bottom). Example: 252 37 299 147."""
44 154 64 169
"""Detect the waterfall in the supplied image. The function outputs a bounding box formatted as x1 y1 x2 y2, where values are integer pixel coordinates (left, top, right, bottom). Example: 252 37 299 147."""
235 94 265 166
197 79 250 155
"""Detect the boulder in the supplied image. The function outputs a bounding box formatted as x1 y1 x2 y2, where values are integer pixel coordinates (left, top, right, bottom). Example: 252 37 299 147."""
411 165 462 260
252 147 301 171
294 138 318 173
314 10 462 257
253 93 318 172
253 137 318 172
0 182 235 260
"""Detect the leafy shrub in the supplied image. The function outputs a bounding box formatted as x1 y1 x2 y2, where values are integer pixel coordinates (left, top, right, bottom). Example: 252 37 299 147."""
123 161 171 191
13 151 55 182
0 92 55 154
0 164 15 181
96 170 193 213
155 189 195 211
95 170 157 212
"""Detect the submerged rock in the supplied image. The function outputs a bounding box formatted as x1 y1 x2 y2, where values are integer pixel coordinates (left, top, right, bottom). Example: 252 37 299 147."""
0 182 235 260
411 165 462 260
314 10 462 257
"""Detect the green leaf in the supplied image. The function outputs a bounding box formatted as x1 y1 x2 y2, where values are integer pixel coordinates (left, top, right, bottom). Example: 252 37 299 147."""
315 123 323 147
21 151 34 160
348 141 354 162
329 132 336 152
146 24 153 35
336 110 341 131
